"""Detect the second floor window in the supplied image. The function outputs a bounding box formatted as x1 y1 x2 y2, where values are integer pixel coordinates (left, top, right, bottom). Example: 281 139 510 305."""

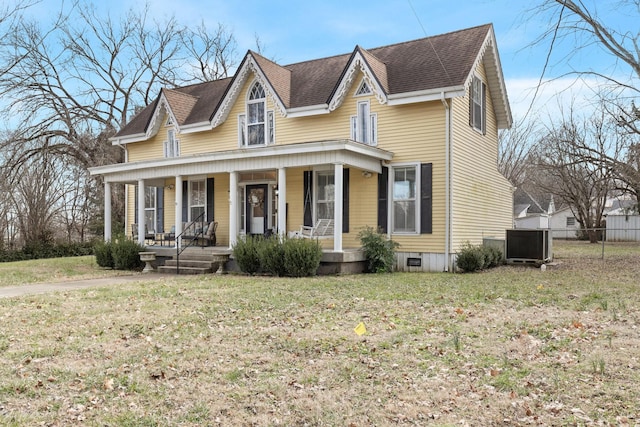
239 81 275 147
351 100 377 145
470 75 486 134
164 129 180 157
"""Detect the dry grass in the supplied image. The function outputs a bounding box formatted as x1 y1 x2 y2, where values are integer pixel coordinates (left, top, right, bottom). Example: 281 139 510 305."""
0 256 134 288
0 241 639 425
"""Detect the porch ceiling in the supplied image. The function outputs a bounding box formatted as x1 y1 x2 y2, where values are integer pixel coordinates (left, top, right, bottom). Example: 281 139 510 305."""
90 140 394 183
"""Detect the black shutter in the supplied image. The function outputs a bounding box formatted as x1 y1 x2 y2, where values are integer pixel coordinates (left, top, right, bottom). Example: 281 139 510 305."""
303 171 313 227
481 82 487 135
206 177 215 222
156 187 164 233
182 180 188 222
134 185 138 224
377 166 388 233
420 163 432 234
342 168 349 233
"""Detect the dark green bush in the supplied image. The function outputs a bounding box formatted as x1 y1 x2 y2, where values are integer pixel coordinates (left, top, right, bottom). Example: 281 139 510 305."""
258 235 286 276
94 240 115 269
483 246 503 268
456 243 486 273
358 226 399 273
283 238 322 277
232 235 262 275
112 239 145 270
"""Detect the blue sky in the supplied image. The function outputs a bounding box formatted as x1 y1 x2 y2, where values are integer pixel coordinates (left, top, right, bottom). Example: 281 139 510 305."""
27 0 638 123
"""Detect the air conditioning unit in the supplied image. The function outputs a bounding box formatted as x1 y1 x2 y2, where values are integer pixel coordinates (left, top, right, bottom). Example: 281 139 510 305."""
506 229 552 264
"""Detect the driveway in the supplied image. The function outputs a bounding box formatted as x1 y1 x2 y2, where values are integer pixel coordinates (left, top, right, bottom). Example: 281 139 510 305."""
0 274 174 298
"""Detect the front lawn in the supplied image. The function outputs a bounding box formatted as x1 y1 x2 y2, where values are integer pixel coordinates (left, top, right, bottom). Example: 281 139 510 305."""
0 241 638 425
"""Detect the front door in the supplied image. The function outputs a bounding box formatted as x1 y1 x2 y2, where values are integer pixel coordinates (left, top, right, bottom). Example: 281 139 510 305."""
246 184 268 235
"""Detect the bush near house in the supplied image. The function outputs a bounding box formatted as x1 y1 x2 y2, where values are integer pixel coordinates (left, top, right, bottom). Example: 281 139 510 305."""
232 235 322 277
456 242 503 273
358 226 400 273
94 236 144 270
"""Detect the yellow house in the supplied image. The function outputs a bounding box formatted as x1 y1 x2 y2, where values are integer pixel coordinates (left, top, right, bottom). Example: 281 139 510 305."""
89 23 513 272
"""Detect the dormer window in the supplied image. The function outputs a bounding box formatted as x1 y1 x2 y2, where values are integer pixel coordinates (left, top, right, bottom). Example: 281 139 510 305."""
239 81 275 147
164 129 179 157
350 100 377 145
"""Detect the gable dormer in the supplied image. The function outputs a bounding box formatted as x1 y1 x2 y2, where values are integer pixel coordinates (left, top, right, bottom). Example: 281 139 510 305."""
211 51 289 128
146 88 198 138
328 46 389 111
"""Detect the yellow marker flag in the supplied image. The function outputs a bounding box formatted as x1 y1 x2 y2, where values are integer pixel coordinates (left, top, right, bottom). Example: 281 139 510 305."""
354 322 367 336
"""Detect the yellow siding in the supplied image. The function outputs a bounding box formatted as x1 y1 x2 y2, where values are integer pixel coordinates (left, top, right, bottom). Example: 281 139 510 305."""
450 62 513 251
123 67 509 260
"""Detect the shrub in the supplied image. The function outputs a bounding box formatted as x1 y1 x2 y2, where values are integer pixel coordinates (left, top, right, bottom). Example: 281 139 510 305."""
358 226 399 273
456 243 486 273
94 240 115 269
232 235 262 275
483 245 503 268
112 239 145 270
258 235 286 277
283 238 322 277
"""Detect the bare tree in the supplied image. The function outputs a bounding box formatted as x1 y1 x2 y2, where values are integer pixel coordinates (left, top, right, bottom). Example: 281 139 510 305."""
0 1 239 240
499 118 540 188
531 107 615 242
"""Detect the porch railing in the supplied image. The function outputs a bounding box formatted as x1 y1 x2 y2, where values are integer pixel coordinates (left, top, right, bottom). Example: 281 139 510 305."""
175 211 207 274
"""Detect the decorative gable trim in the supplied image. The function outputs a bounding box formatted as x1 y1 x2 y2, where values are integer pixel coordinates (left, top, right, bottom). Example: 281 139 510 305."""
463 28 512 129
328 49 388 111
146 92 180 139
210 53 288 128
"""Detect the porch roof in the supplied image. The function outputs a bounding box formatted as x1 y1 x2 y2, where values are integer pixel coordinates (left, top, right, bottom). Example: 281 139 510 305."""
89 140 393 184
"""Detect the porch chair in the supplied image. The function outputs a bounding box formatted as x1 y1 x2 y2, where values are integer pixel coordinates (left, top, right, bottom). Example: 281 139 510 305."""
131 223 155 243
290 218 334 238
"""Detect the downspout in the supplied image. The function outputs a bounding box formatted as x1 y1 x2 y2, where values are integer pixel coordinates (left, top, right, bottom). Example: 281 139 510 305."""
441 92 451 272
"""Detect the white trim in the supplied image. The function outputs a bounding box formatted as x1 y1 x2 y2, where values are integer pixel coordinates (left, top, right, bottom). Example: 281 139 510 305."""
328 51 388 111
286 104 330 117
389 162 420 235
90 140 393 183
386 86 465 105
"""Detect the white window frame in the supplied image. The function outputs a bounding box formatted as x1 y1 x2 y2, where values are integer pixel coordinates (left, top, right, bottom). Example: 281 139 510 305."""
471 75 485 133
390 164 420 234
355 79 371 96
239 81 275 147
350 100 377 146
164 129 180 158
144 187 156 233
314 170 335 222
189 179 206 221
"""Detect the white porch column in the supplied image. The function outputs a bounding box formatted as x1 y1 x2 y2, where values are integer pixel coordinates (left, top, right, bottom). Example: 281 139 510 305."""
333 163 343 252
104 181 112 241
175 175 183 248
277 167 287 237
137 179 145 245
229 171 238 248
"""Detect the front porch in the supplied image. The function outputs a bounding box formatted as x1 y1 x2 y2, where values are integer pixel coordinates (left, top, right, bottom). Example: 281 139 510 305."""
91 139 394 256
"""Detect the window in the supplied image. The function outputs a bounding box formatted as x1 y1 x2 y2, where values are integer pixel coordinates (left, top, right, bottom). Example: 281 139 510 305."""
164 129 180 157
190 180 205 221
470 75 486 134
315 171 335 221
355 79 371 96
144 187 156 232
350 100 377 145
239 81 275 147
392 166 417 233
566 217 576 227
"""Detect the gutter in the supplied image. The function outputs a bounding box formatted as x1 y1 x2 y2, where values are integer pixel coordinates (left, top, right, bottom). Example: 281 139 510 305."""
441 92 451 272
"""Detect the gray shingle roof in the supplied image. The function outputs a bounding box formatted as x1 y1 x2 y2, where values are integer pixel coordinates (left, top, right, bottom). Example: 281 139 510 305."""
115 23 504 138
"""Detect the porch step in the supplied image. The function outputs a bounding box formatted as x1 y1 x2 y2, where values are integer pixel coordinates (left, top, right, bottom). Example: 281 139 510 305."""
158 265 213 275
157 253 230 275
